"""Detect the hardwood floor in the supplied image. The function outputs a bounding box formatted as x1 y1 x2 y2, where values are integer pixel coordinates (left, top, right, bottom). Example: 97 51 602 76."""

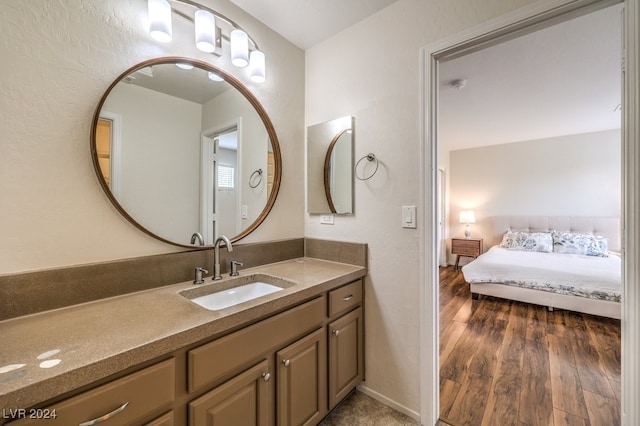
438 266 621 426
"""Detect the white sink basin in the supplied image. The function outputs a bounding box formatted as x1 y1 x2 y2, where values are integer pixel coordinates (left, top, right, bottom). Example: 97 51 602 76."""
189 281 285 311
180 273 295 311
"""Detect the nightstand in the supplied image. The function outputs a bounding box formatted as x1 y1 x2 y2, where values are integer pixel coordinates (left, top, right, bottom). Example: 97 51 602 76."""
451 238 483 270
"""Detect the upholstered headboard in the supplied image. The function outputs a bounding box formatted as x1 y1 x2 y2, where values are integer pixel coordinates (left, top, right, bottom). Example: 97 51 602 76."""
488 216 621 253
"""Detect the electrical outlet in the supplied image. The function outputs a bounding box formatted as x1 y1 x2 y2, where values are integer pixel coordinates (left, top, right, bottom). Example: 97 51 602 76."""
320 215 335 225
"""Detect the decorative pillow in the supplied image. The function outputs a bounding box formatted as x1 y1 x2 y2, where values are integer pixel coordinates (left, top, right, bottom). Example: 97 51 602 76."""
551 230 609 257
499 231 553 252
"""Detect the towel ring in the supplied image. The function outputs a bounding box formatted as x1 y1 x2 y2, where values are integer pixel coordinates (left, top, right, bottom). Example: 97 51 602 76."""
249 169 263 188
355 153 378 181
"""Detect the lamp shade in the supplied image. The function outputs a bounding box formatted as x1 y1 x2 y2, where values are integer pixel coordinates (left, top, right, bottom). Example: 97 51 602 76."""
194 10 216 53
249 50 266 83
459 210 476 224
148 0 172 43
230 29 249 67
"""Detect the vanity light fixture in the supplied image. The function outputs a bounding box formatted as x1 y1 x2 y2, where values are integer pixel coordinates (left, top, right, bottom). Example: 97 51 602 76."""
146 0 267 82
194 9 216 53
230 29 249 67
249 50 266 83
148 0 172 42
176 62 194 70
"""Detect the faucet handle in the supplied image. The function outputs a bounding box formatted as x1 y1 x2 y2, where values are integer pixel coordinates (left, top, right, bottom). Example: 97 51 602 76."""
230 261 243 277
194 267 208 284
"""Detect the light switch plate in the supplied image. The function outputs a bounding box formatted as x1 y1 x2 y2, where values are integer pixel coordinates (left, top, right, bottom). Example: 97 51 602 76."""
320 214 335 225
402 206 417 228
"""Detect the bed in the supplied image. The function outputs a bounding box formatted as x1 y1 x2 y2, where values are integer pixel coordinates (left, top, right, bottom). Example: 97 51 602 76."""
461 216 621 319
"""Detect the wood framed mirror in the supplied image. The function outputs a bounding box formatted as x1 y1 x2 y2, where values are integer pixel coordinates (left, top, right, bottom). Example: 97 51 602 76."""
306 116 354 215
91 57 281 247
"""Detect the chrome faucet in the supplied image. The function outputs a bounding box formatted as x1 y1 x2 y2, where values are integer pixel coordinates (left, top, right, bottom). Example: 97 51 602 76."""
190 232 204 246
230 260 243 277
212 236 233 280
193 267 208 284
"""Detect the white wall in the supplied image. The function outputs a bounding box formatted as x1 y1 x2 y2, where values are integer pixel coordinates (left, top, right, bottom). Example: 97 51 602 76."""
103 83 202 244
305 0 539 415
448 130 621 259
0 0 304 274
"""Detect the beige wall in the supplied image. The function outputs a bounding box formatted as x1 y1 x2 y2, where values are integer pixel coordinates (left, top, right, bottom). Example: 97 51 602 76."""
0 0 305 274
305 0 539 415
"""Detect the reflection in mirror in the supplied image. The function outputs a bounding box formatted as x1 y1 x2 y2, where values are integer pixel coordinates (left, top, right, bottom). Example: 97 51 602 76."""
324 130 353 213
307 116 354 214
91 57 281 247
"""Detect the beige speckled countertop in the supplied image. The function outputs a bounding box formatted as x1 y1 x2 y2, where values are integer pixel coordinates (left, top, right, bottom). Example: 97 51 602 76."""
0 258 366 412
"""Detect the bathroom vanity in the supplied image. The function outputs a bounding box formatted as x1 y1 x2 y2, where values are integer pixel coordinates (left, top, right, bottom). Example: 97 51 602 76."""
0 257 365 426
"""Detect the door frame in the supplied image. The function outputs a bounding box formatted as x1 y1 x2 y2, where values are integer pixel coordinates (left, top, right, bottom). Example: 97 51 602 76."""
98 111 122 198
201 118 243 245
419 0 639 424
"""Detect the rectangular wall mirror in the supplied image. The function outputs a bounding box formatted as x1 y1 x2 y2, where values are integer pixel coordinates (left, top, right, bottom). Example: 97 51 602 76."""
307 116 354 214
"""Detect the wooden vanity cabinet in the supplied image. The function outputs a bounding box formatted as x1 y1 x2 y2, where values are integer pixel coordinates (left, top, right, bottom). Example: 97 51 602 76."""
186 296 327 426
186 279 364 426
7 279 365 426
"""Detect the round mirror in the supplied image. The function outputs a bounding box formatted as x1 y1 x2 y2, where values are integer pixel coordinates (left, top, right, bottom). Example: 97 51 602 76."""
91 57 281 247
306 116 353 214
323 129 353 214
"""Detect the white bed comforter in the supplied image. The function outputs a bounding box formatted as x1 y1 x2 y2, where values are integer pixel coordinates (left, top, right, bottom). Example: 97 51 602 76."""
461 246 621 302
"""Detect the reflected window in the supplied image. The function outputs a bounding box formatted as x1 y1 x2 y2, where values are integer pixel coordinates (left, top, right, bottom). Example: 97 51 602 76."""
218 164 235 189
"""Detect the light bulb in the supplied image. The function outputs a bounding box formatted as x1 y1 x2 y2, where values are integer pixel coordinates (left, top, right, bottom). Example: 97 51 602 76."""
208 71 224 82
176 63 194 70
249 50 266 83
194 10 216 53
148 0 172 43
230 30 249 67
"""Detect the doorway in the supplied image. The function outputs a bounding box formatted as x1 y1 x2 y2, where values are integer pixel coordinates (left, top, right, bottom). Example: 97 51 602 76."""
419 0 638 424
201 125 241 245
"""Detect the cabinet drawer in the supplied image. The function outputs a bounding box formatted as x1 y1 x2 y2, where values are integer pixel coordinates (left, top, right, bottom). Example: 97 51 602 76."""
451 239 482 255
328 280 362 317
188 296 325 393
10 359 175 426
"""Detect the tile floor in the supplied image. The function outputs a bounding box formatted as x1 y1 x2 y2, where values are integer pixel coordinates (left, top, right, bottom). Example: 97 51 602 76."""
318 390 451 425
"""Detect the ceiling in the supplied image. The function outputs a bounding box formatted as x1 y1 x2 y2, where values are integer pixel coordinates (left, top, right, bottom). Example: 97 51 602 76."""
228 1 621 152
436 4 622 151
227 0 400 50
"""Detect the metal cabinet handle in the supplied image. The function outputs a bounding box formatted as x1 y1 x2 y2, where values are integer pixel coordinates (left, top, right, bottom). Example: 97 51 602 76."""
332 329 340 336
79 401 129 426
342 295 353 301
262 372 271 382
282 359 290 367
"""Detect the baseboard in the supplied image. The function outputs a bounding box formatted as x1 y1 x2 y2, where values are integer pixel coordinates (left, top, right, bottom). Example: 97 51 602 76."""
356 384 421 422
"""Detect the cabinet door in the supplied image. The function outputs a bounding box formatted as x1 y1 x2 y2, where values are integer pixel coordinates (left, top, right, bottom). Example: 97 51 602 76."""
189 360 271 426
276 328 327 426
328 307 363 409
